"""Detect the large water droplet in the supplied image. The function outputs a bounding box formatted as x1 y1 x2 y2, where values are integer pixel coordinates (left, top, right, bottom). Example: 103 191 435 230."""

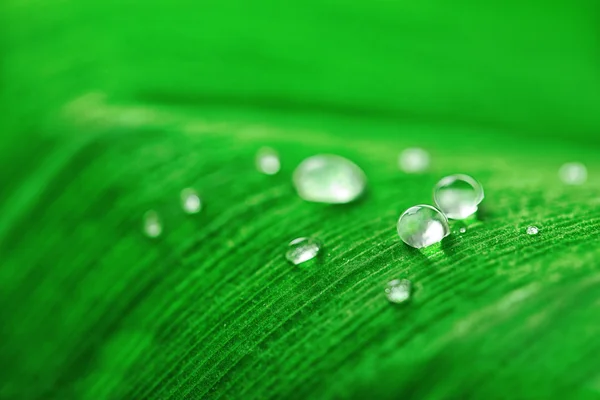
397 205 450 249
143 210 162 238
385 279 412 304
559 162 587 185
286 237 322 265
433 174 484 220
256 147 281 175
181 188 202 214
526 226 539 235
293 154 366 204
399 148 430 173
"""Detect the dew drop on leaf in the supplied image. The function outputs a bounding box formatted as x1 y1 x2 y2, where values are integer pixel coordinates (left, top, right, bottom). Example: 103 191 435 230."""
526 226 540 235
293 154 366 204
397 205 450 249
385 279 412 304
559 162 587 185
256 147 281 175
286 237 322 265
399 148 430 173
433 174 484 220
180 188 202 214
143 210 162 238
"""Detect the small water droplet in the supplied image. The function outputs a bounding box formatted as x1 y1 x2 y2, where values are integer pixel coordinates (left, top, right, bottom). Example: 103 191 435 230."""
526 226 539 235
397 205 450 249
459 227 467 234
293 154 366 204
399 148 430 173
256 147 281 175
433 174 484 220
143 210 162 238
286 237 322 265
385 279 412 304
181 188 202 214
559 162 587 185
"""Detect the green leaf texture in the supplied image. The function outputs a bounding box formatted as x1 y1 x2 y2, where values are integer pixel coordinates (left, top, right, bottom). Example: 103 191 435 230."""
2 0 600 399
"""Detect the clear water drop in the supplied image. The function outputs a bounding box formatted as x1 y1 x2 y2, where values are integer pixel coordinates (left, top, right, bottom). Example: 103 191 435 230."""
397 205 450 249
526 226 539 235
385 279 412 304
256 147 281 175
559 162 587 185
459 227 467 234
399 148 430 173
433 174 484 220
293 154 366 204
286 237 322 265
143 210 162 238
181 188 202 214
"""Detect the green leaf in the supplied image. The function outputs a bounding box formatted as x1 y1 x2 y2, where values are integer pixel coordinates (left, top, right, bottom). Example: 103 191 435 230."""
2 1 600 399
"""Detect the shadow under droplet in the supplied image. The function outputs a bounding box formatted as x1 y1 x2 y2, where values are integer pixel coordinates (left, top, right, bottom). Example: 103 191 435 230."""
476 205 491 221
441 234 462 257
399 242 441 269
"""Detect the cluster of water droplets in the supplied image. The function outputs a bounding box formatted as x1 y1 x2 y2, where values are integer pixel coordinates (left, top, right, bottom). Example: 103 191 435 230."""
396 173 484 249
141 145 586 304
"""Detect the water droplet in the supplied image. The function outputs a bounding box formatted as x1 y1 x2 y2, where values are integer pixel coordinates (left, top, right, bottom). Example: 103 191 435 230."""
459 227 467 234
293 154 366 204
256 147 281 175
433 174 484 220
181 188 202 214
385 279 412 304
526 226 539 235
286 237 322 265
397 205 450 249
559 162 587 185
143 210 162 238
399 148 430 173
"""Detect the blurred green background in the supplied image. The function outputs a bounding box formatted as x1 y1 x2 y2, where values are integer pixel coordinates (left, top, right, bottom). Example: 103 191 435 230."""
2 0 600 399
